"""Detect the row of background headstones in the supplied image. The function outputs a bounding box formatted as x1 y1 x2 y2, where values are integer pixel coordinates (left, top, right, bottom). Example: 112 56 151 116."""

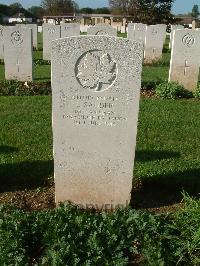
43 23 167 62
0 22 185 63
0 23 200 91
0 22 167 62
0 22 166 81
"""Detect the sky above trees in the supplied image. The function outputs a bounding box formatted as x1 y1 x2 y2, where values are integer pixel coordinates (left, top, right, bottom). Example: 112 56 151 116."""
0 0 199 14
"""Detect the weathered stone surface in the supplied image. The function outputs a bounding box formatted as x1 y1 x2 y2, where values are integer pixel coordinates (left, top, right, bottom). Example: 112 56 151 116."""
26 24 38 49
43 24 61 60
16 24 38 49
61 23 80 38
38 26 43 33
4 26 33 81
144 24 166 63
87 24 117 36
128 23 147 45
0 25 4 59
52 36 143 209
169 25 184 49
169 29 200 91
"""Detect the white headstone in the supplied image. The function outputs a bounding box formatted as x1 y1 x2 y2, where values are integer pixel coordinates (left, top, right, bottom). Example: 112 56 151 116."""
144 24 166 63
16 24 38 49
127 23 134 38
80 25 86 33
128 23 147 45
52 36 143 209
4 26 33 81
43 24 61 60
38 26 43 33
121 26 126 33
26 24 38 49
61 23 80 38
170 25 184 49
0 25 4 59
169 29 200 91
87 24 117 36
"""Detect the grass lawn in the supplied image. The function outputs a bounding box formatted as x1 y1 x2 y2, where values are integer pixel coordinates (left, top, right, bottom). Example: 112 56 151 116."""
0 96 200 209
0 96 53 191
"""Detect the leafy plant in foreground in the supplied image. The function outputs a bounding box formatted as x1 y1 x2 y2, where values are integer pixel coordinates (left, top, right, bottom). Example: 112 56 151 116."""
194 85 200 99
155 81 193 99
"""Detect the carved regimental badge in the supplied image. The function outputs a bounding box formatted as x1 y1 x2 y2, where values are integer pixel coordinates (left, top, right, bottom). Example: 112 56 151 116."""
11 31 23 45
182 34 195 47
75 50 117 92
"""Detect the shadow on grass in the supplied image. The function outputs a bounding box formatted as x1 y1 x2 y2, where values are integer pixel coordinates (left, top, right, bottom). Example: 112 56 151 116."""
131 168 200 209
0 145 19 154
135 150 180 162
0 160 53 192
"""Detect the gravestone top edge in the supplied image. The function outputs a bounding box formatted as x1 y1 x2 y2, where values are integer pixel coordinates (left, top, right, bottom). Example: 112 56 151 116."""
52 35 143 49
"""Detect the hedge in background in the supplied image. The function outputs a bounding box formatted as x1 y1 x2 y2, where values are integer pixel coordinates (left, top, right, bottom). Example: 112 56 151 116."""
1 80 200 99
0 80 51 96
0 59 50 66
0 80 158 97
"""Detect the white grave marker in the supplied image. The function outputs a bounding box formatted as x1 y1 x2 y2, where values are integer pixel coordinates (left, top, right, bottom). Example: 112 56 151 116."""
128 23 147 45
61 23 80 38
169 29 200 91
52 36 143 209
87 24 117 36
43 24 61 60
16 24 38 50
169 25 184 49
144 24 166 63
26 24 38 49
4 26 33 81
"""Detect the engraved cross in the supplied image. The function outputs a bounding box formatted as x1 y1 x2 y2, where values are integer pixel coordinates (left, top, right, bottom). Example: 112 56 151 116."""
184 60 190 75
16 59 21 73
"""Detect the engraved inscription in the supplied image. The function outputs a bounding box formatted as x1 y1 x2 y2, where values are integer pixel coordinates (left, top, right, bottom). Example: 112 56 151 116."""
75 50 117 92
48 28 56 34
11 31 23 45
95 30 108 35
152 29 158 35
59 93 129 127
182 34 195 47
0 28 3 37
